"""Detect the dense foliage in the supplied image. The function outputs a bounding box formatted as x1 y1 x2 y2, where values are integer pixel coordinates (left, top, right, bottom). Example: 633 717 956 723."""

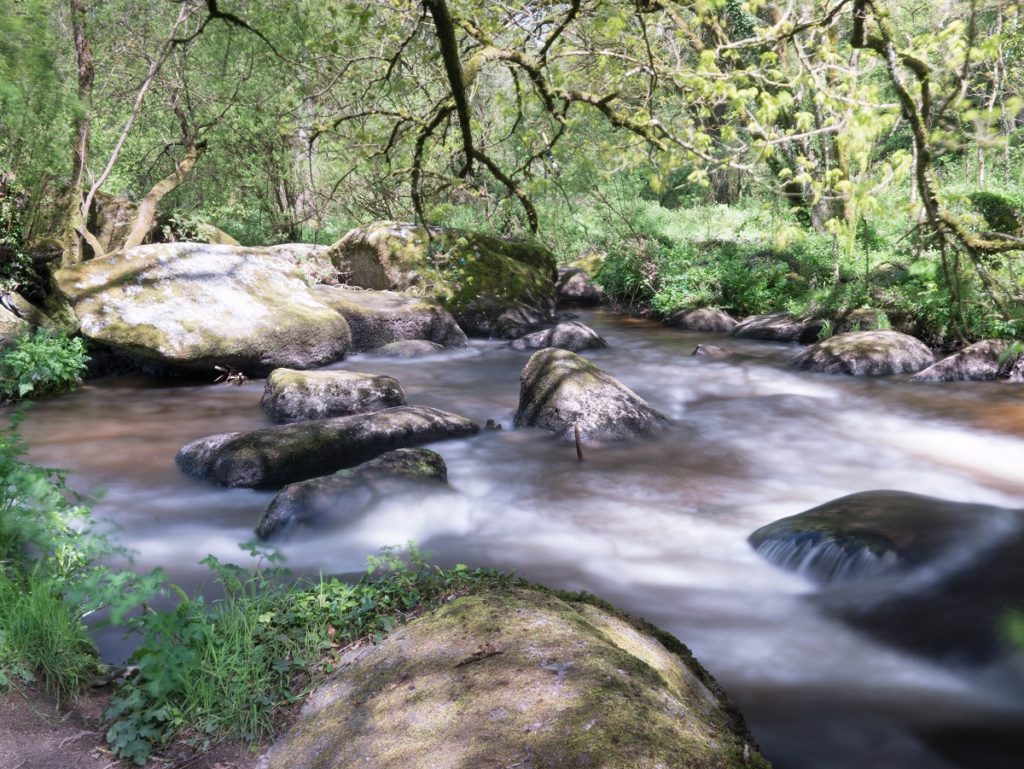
0 2 1021 342
0 329 89 402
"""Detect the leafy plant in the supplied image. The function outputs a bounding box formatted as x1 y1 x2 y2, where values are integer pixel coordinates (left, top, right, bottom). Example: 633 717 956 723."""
105 541 508 764
0 328 89 402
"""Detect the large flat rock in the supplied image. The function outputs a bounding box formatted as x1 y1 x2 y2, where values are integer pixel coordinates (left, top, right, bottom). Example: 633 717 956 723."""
176 405 479 489
53 243 352 374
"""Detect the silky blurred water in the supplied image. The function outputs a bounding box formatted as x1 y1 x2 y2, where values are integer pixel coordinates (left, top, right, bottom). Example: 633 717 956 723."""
14 309 1024 769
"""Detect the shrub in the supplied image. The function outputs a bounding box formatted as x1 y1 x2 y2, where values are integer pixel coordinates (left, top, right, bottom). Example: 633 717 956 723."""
0 418 112 700
967 190 1024 236
105 544 508 765
0 328 89 402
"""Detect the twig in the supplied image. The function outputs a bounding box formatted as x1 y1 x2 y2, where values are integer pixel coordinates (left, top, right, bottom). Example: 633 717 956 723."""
574 423 584 463
58 729 97 749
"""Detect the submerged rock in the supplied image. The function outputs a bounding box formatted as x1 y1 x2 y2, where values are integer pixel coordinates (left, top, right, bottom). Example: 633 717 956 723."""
555 267 604 306
256 448 448 539
256 587 768 769
176 405 479 489
514 348 668 442
748 490 1015 583
369 339 445 358
261 368 406 423
312 285 467 351
791 331 934 376
910 340 1019 382
510 321 607 352
53 243 352 375
666 307 738 333
730 312 824 343
327 221 557 337
692 344 729 358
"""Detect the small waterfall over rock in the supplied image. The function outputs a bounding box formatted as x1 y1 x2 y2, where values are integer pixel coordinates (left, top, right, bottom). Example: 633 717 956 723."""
753 532 903 583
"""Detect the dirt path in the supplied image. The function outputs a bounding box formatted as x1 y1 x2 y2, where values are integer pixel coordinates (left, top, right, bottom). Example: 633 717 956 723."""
0 685 259 769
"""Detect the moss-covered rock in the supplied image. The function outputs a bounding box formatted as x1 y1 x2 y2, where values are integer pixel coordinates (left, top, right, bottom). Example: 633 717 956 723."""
264 243 336 285
312 285 467 351
666 307 738 333
909 340 1019 382
327 221 557 338
510 321 608 352
369 339 446 358
255 448 448 539
256 586 769 769
791 330 934 376
176 405 479 489
730 312 823 343
53 243 352 375
0 303 28 348
514 348 668 442
261 368 406 423
748 490 1016 583
555 267 604 306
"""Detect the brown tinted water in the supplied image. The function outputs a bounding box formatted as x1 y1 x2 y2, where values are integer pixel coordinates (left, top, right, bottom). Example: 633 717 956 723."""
13 309 1024 769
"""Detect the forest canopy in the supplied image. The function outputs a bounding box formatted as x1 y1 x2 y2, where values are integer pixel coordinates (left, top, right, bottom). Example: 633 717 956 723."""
2 0 1023 341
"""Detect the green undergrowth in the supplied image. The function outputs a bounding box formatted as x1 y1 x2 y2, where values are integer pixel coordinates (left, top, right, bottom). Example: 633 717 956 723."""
0 328 89 402
106 545 509 765
574 190 1022 345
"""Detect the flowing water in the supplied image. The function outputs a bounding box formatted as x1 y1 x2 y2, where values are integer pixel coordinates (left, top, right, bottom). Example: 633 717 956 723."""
13 309 1024 769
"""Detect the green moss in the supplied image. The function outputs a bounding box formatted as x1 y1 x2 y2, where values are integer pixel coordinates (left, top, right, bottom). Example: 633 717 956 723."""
261 584 769 769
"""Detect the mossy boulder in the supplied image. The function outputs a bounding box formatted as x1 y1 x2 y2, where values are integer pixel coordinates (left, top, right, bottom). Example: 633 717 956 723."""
265 243 337 285
261 368 406 424
256 586 769 769
53 243 352 375
176 405 479 489
514 348 668 442
0 303 28 348
730 312 823 343
370 339 446 358
555 267 604 306
748 490 1015 583
909 340 1019 382
791 330 934 376
510 321 608 352
327 221 557 338
312 285 467 351
0 293 51 347
255 448 448 539
667 308 738 333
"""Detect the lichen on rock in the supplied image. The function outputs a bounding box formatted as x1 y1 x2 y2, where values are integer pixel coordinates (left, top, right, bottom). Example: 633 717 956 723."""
327 221 557 338
255 447 449 539
256 586 769 769
176 404 479 489
53 243 353 375
261 368 406 423
514 348 668 442
790 330 934 376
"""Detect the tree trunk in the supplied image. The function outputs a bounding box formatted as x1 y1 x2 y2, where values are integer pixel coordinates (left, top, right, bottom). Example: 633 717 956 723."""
61 0 94 267
122 142 206 250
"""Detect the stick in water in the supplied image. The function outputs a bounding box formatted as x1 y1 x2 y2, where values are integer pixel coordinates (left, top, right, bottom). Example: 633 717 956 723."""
574 422 583 462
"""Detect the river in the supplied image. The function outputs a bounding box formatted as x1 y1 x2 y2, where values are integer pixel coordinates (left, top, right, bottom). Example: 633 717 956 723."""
15 309 1024 769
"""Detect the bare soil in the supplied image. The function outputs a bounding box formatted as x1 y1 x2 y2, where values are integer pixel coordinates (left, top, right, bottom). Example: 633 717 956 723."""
0 684 259 769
